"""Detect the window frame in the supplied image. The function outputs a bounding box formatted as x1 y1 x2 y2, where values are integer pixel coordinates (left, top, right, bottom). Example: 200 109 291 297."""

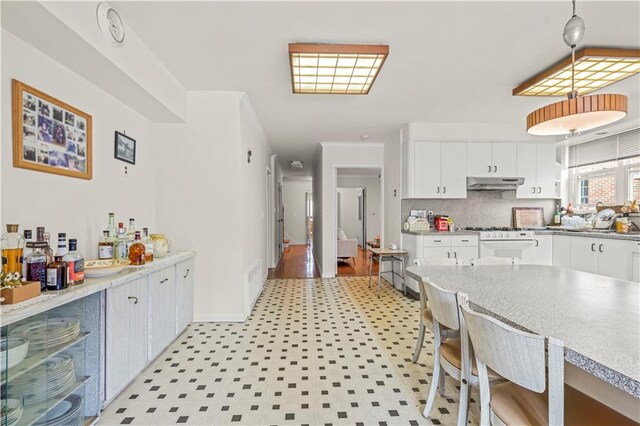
569 156 640 209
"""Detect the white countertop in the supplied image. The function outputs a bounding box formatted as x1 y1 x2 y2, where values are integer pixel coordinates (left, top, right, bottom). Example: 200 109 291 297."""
406 264 640 397
0 252 195 326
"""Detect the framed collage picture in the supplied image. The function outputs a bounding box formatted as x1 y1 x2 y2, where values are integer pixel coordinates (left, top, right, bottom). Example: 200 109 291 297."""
12 79 92 180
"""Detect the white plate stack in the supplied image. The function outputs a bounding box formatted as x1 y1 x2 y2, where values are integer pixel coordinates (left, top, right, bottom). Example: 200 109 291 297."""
10 318 80 351
35 394 82 426
8 354 76 406
0 399 23 426
0 337 30 372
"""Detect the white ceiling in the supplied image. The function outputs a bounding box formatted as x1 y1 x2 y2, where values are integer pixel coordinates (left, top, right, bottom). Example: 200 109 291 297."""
114 1 640 176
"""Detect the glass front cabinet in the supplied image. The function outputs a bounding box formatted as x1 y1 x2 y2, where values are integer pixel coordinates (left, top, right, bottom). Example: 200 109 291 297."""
1 293 102 426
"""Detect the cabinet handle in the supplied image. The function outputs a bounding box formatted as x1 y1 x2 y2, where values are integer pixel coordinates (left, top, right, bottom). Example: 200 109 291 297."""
531 187 535 193
535 239 539 247
537 187 542 194
183 268 190 279
461 239 469 242
488 165 492 173
436 186 440 193
453 251 457 258
161 278 169 284
591 243 596 252
494 166 497 173
447 252 450 258
434 240 442 243
599 244 603 253
443 187 447 194
128 296 138 304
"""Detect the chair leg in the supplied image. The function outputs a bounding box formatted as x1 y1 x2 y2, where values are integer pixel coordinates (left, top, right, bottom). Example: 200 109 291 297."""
368 254 373 288
412 323 426 363
457 380 470 426
438 366 446 397
423 355 441 418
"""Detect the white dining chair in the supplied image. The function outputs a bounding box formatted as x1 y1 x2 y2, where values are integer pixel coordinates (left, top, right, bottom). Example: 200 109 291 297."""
421 280 501 425
471 256 517 266
457 292 635 426
412 257 458 363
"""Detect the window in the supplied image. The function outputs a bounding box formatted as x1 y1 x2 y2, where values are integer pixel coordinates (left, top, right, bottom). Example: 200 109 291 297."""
631 168 640 201
578 178 588 205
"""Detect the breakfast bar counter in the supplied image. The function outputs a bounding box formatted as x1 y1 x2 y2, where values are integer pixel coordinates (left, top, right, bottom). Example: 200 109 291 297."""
406 264 640 419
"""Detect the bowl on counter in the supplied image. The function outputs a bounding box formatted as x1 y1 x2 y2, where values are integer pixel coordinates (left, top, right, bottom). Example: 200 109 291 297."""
84 259 131 278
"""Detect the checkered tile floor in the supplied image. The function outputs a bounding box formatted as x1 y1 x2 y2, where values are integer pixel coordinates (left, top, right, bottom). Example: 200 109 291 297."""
99 277 480 425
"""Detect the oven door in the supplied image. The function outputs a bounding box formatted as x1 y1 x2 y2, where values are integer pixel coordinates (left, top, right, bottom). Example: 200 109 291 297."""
479 240 536 260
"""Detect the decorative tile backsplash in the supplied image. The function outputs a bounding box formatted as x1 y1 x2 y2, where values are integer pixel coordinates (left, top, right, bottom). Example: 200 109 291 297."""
401 191 557 228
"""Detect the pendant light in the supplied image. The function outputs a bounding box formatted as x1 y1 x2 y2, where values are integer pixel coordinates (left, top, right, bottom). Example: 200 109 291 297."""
526 0 628 136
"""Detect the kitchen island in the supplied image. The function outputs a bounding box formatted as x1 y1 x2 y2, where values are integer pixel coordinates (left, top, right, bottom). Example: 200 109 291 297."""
406 264 640 422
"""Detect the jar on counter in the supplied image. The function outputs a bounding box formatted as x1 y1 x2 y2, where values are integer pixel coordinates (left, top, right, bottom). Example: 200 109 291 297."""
150 234 169 258
616 217 629 234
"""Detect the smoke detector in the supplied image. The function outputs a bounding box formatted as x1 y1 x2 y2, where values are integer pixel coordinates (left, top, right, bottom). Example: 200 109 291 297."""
290 161 304 169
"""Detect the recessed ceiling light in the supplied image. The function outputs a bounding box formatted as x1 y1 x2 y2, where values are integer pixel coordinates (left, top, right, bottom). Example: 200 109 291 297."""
290 160 304 169
289 43 389 95
514 48 640 97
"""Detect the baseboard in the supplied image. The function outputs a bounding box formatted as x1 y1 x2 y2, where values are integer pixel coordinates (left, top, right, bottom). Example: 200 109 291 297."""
193 313 247 323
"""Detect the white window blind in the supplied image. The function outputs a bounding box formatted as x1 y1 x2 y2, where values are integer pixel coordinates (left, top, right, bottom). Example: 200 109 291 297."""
568 128 640 168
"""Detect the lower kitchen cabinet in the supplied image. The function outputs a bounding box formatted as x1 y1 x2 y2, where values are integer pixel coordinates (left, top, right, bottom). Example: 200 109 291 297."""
552 235 571 268
106 277 148 401
148 266 178 360
570 237 635 281
176 258 195 334
531 234 553 266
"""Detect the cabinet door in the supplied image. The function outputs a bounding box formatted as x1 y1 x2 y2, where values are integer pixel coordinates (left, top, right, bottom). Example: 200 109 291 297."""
552 235 571 268
597 239 634 281
423 246 453 259
536 143 557 198
516 143 538 198
570 238 599 274
176 258 195 334
414 142 441 198
467 142 492 177
532 235 553 266
440 142 467 198
492 143 518 177
106 278 148 401
451 246 478 263
149 266 178 360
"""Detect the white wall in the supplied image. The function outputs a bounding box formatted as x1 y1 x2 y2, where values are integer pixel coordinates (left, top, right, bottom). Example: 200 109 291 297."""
282 179 311 244
337 175 381 241
383 131 403 288
336 187 359 239
319 142 384 277
312 145 323 274
1 30 156 257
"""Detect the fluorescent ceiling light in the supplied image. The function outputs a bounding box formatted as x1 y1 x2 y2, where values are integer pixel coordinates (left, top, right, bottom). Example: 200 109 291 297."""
289 43 389 95
513 48 640 97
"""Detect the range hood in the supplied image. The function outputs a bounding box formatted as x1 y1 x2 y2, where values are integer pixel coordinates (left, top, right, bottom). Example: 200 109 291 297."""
467 177 525 191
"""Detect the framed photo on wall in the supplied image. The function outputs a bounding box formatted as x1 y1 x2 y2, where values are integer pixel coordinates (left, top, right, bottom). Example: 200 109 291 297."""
12 79 92 180
114 131 136 165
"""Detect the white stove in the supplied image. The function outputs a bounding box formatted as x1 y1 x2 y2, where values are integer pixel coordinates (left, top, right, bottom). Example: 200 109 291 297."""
479 230 535 241
469 228 537 259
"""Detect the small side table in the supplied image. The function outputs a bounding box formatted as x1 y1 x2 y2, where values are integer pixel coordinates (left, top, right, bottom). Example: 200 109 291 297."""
367 247 408 297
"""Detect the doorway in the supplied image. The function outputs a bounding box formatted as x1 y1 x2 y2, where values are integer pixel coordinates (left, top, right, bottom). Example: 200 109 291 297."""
335 167 382 276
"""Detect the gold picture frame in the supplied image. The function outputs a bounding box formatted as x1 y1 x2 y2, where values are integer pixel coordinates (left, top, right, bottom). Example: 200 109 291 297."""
12 79 92 180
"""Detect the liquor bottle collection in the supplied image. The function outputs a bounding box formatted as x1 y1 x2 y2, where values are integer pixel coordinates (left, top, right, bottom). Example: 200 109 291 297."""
0 213 155 292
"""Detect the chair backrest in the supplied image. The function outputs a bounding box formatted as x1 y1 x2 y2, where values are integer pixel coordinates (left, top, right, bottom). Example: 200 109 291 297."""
422 279 460 331
470 256 516 266
457 293 565 425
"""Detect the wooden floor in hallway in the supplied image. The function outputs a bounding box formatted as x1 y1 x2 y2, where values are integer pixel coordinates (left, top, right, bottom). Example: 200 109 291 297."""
268 245 377 279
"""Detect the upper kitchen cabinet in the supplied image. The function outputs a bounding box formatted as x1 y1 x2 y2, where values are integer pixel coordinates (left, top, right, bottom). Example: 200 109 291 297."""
516 143 557 199
467 142 517 177
412 141 467 198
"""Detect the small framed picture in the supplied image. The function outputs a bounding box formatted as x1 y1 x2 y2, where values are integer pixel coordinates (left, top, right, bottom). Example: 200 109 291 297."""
114 131 136 165
12 79 92 179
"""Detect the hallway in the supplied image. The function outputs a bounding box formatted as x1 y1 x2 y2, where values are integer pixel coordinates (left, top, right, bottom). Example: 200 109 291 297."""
99 277 479 425
268 245 378 279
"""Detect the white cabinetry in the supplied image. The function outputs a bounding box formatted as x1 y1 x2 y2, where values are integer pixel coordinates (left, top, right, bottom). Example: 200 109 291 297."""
570 237 634 280
176 258 195 334
149 266 178 360
523 234 552 265
106 277 148 401
552 235 571 268
516 143 557 199
412 142 467 198
467 142 517 177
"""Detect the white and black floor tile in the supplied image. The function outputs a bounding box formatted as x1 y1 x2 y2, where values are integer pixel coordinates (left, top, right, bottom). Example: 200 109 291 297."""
99 277 479 425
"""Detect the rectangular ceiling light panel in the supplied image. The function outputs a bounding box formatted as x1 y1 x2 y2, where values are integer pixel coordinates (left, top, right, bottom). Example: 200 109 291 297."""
513 48 640 96
289 43 389 94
